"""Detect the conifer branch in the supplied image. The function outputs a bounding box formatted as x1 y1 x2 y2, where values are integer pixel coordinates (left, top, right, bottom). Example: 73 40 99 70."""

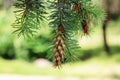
50 0 82 67
53 0 65 67
12 0 104 67
13 0 47 37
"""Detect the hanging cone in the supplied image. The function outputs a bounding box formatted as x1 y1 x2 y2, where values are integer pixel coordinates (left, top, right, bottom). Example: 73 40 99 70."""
82 20 90 35
53 24 65 67
75 3 81 13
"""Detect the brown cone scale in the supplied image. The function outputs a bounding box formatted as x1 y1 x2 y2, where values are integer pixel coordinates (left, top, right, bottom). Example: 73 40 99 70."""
53 24 65 67
82 20 90 35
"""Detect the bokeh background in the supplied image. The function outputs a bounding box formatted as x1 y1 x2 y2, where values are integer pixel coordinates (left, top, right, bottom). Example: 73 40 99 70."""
0 0 120 80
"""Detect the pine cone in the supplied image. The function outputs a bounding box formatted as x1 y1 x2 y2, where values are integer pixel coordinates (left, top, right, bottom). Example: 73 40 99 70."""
53 24 65 67
82 20 90 34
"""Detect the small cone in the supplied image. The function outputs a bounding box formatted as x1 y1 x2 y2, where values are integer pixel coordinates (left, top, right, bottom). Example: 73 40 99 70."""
75 3 81 13
82 20 90 35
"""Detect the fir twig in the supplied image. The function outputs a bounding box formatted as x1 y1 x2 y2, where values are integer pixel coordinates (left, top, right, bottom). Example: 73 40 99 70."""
12 0 47 37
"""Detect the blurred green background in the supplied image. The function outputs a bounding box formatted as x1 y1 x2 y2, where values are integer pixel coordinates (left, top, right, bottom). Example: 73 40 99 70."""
0 0 120 80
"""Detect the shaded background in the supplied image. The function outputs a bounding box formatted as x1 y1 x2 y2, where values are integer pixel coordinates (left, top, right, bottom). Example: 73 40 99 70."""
0 0 120 80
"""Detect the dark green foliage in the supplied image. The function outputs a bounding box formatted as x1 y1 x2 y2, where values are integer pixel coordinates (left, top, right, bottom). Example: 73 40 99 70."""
15 34 51 61
0 34 15 59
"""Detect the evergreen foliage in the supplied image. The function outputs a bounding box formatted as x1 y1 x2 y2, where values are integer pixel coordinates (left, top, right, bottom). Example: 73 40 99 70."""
13 0 47 37
13 0 104 67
